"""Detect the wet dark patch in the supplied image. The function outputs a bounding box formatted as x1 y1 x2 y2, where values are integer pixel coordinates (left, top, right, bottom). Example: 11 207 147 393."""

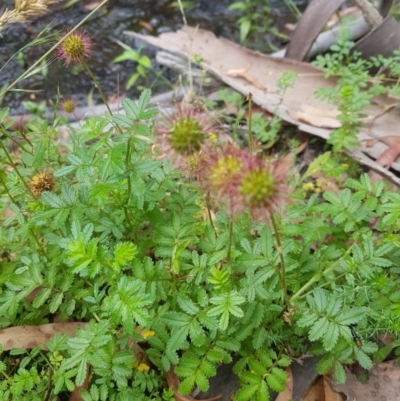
0 0 306 114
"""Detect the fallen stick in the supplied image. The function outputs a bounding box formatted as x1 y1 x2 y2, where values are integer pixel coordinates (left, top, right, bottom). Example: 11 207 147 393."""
354 0 383 27
272 16 370 59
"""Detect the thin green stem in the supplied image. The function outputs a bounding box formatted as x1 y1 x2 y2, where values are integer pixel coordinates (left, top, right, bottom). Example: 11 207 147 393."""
0 0 109 98
1 371 10 380
247 92 254 153
290 246 353 303
122 137 136 233
176 0 188 25
185 26 198 98
298 272 350 302
93 312 101 322
39 350 52 366
270 214 290 309
125 136 133 198
227 218 234 265
0 140 34 197
122 205 135 233
83 64 125 137
83 63 113 116
282 0 301 18
52 86 62 124
205 192 217 237
226 218 235 287
18 128 33 148
174 0 194 99
0 128 32 154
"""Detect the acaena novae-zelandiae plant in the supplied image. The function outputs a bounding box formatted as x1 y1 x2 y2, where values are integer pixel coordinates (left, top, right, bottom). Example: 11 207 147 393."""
0 90 399 400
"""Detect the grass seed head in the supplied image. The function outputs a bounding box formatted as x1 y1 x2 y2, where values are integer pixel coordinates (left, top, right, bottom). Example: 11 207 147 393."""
0 0 61 33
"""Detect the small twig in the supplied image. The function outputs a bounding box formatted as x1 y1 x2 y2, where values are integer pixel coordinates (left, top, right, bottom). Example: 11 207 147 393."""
226 219 233 266
354 0 383 28
205 192 218 237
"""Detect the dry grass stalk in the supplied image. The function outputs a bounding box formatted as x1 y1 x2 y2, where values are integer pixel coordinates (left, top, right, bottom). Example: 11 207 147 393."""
0 0 61 33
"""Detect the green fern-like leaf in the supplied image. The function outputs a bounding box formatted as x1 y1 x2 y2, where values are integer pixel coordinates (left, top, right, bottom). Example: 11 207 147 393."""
177 293 199 316
178 375 196 396
112 113 133 128
309 317 329 342
266 368 286 392
235 383 259 401
355 349 373 369
316 353 335 375
137 89 152 116
333 360 346 383
167 326 190 351
42 191 66 208
322 322 339 351
112 242 137 269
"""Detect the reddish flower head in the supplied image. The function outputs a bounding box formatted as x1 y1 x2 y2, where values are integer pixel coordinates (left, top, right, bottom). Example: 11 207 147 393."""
234 155 291 220
60 98 77 114
155 104 216 172
200 144 245 192
202 145 292 221
56 29 94 66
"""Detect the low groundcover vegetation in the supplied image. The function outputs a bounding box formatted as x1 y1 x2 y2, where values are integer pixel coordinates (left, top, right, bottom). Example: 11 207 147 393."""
1 88 400 400
1 1 400 400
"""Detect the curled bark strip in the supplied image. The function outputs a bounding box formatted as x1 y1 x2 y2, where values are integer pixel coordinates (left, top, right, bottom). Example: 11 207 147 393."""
285 0 346 61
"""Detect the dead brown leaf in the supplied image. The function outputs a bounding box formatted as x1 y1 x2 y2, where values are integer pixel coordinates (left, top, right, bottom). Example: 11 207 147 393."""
84 1 102 11
223 65 264 90
139 20 154 32
303 374 344 401
0 323 86 351
303 375 326 401
290 105 341 128
372 135 400 168
26 286 42 302
3 205 14 220
224 65 250 76
331 360 400 401
290 131 310 155
295 139 309 154
376 145 400 168
323 374 344 401
379 134 400 147
378 333 396 345
284 23 297 31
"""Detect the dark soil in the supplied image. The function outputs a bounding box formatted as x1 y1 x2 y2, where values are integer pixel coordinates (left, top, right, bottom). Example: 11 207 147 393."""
0 0 307 115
